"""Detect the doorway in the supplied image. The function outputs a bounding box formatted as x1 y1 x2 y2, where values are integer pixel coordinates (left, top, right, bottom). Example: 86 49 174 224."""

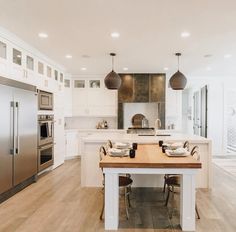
193 86 208 138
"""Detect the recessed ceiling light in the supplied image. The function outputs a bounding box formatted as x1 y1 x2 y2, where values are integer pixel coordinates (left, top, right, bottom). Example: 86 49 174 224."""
82 54 90 58
206 66 212 71
81 67 87 71
181 32 191 38
123 67 128 71
16 55 21 58
65 54 72 59
204 54 213 58
224 54 232 58
111 32 120 38
164 67 169 71
38 32 48 38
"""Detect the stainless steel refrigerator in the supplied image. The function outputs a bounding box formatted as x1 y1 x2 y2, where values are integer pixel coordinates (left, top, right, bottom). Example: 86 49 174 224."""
0 77 37 197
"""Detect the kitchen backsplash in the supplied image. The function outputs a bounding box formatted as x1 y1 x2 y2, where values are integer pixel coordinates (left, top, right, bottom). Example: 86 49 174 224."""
64 117 117 129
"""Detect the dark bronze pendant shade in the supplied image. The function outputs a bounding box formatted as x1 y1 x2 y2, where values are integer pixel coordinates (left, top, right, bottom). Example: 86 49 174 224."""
169 53 187 90
104 53 121 89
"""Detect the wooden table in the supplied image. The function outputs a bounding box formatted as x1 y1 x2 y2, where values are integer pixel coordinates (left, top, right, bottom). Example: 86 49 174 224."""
99 144 202 231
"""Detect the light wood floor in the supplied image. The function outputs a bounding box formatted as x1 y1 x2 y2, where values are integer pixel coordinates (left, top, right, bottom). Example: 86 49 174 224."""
0 159 236 232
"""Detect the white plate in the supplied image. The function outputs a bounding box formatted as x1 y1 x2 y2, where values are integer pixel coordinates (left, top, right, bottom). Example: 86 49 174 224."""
114 142 131 149
108 148 129 157
165 150 189 157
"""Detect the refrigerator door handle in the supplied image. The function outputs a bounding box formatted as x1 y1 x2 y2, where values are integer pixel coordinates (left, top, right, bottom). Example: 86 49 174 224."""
10 101 15 155
15 102 20 154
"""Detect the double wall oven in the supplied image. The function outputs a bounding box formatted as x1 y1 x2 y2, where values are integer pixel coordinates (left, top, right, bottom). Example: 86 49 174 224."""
38 115 54 172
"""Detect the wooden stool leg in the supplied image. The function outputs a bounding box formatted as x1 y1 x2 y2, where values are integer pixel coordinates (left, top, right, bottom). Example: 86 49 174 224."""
163 178 166 193
124 187 129 220
165 187 170 206
195 204 200 219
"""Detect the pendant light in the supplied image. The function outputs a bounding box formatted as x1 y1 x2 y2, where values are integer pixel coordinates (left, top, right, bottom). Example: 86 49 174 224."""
104 53 121 89
169 53 187 90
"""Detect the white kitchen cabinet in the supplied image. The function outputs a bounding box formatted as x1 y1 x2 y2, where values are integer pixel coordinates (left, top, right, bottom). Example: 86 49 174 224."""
65 131 80 158
71 79 117 117
54 110 65 168
64 78 73 117
166 88 182 129
0 39 9 77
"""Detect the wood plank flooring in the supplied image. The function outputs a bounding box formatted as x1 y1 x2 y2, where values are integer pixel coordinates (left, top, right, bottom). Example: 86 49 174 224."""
0 159 236 232
213 156 236 179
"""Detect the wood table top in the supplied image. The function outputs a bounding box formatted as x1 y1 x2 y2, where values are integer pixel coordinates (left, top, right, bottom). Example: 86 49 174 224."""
99 144 202 169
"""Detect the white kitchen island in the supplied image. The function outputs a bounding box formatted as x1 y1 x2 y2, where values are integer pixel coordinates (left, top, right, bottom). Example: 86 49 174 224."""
81 131 212 189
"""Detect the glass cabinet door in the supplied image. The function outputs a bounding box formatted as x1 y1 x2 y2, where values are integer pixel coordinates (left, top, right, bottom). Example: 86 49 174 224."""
0 41 7 59
13 48 22 65
26 55 34 70
38 61 44 74
47 66 52 77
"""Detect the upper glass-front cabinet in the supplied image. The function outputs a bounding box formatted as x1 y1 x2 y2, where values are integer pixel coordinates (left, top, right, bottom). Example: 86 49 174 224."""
60 73 63 82
26 55 34 70
64 79 70 87
47 66 52 78
13 48 22 65
54 70 58 80
38 61 44 75
0 41 7 59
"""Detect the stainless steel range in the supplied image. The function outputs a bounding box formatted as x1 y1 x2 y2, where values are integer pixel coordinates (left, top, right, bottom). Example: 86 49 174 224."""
38 115 54 172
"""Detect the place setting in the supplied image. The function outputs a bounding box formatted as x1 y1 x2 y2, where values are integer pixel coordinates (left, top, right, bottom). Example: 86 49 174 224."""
108 142 138 158
159 141 189 157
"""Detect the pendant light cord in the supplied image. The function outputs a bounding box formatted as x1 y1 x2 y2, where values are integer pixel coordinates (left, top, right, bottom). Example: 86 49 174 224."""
178 55 179 71
112 55 114 71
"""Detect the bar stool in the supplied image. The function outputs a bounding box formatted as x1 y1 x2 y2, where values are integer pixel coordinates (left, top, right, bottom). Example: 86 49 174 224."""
163 141 190 193
99 145 133 220
165 145 200 219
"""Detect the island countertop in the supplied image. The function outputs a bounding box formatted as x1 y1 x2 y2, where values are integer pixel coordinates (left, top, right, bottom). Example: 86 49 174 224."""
81 131 212 188
82 132 211 144
100 144 202 169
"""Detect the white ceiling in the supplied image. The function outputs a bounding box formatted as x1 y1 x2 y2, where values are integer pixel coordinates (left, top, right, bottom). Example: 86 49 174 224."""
0 0 236 79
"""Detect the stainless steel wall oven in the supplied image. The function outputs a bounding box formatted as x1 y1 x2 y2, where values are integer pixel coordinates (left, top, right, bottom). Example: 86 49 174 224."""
38 115 54 172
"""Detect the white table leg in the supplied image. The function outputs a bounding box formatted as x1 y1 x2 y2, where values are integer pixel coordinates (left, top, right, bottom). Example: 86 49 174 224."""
105 172 119 230
180 173 196 231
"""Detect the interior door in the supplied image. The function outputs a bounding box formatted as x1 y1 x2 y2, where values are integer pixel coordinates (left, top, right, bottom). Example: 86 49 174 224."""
200 86 208 138
0 84 13 194
13 87 37 185
193 91 201 135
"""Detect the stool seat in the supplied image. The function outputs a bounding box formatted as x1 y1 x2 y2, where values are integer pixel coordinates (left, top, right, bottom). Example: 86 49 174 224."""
119 176 133 187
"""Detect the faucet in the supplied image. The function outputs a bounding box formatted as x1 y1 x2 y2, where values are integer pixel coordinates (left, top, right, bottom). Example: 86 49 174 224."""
154 118 161 135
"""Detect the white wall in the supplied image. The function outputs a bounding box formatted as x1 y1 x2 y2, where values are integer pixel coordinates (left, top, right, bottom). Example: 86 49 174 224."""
123 102 159 128
207 82 225 155
65 116 117 129
184 78 227 155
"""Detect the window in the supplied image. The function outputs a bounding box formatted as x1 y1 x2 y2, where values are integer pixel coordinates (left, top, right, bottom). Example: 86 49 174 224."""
60 73 63 82
0 41 7 59
54 70 58 81
47 66 52 78
13 48 22 65
64 79 70 88
26 56 34 70
74 80 85 88
38 61 44 75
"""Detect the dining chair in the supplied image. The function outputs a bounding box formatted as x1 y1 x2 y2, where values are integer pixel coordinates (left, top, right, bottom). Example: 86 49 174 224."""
99 145 133 220
164 145 200 219
163 141 190 193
